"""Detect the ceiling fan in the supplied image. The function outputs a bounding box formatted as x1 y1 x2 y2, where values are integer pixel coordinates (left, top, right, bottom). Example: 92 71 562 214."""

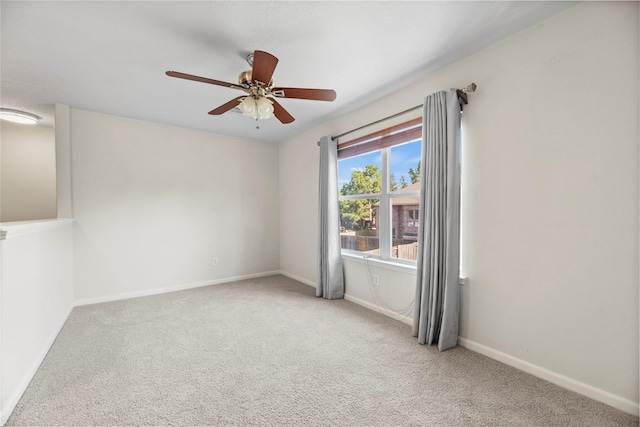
166 50 336 127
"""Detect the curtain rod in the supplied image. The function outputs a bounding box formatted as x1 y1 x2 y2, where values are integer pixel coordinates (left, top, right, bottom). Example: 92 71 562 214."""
323 83 477 143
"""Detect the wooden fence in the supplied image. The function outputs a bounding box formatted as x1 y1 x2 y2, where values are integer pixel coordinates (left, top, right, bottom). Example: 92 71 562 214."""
340 235 418 261
393 242 418 261
341 235 379 252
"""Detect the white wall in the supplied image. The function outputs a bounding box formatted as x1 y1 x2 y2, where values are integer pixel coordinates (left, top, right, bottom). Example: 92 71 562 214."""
0 220 74 425
0 122 57 222
457 2 638 412
279 2 639 414
55 104 73 218
71 109 280 303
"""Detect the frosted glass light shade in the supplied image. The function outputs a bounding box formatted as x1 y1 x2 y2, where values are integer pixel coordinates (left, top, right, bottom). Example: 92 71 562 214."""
256 97 274 119
239 97 257 118
239 96 274 121
0 108 39 125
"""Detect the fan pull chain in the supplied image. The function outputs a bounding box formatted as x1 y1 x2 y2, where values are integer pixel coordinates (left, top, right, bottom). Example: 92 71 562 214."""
255 98 260 129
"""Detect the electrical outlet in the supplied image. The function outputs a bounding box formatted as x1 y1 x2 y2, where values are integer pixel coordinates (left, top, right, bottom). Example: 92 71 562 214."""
212 257 218 266
373 274 380 285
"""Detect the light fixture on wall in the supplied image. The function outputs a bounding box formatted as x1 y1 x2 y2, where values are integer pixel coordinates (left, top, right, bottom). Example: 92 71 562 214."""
0 108 40 125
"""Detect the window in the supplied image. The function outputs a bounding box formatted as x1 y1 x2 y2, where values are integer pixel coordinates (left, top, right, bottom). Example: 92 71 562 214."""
338 119 422 263
407 210 419 227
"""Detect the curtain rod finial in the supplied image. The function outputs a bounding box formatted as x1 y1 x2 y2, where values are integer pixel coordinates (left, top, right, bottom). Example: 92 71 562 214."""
462 83 478 93
457 83 477 110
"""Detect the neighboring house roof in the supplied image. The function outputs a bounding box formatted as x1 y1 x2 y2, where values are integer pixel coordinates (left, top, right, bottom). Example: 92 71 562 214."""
393 181 420 206
399 181 421 192
375 181 421 206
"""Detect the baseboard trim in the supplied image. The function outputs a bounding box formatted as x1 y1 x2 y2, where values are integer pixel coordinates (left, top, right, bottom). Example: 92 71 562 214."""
457 337 639 416
277 270 414 326
51 271 640 420
1 305 74 426
278 270 638 417
277 270 316 288
344 293 413 326
74 271 281 307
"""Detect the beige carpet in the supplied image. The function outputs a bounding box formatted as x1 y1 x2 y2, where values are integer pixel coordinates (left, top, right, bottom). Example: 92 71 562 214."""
6 275 638 426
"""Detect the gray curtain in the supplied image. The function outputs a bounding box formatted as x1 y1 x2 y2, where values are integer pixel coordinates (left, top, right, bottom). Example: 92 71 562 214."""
317 135 345 299
412 89 461 351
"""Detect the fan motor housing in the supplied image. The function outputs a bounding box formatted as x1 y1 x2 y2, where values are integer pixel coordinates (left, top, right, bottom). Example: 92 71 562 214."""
238 70 274 89
238 70 252 86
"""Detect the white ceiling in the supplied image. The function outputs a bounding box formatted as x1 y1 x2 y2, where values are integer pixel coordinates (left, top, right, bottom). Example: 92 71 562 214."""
1 1 575 143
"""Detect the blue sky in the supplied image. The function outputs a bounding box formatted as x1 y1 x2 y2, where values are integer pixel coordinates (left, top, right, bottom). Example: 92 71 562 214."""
337 139 422 191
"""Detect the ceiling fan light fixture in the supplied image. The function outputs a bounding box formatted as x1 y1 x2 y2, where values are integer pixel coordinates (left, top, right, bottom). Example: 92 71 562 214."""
239 96 257 118
239 96 274 121
256 96 274 119
167 49 336 125
0 108 40 125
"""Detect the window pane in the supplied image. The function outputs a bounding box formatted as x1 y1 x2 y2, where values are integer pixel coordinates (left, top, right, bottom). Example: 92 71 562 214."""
337 126 422 262
340 199 380 254
390 139 421 192
390 199 419 262
338 151 382 196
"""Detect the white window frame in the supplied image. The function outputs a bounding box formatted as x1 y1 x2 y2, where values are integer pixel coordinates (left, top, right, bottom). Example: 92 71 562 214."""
338 139 421 267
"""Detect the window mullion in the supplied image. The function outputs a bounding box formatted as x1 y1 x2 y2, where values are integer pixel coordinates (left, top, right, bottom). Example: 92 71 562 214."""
379 148 391 259
339 193 381 201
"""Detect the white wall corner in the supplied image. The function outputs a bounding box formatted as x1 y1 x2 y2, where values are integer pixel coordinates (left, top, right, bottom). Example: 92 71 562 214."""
278 270 316 288
54 104 73 219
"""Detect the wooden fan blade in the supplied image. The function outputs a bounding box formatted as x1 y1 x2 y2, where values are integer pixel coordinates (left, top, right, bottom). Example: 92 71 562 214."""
271 87 337 102
208 97 245 115
251 51 278 86
270 98 295 124
166 71 245 90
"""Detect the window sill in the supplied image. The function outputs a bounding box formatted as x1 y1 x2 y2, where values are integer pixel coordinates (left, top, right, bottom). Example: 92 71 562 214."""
341 251 468 285
341 252 417 274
